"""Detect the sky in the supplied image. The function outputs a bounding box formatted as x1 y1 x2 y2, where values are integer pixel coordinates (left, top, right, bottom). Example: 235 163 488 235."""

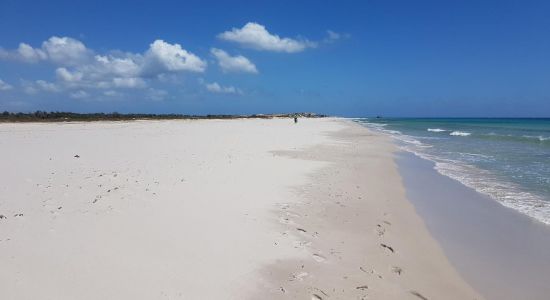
1 0 549 117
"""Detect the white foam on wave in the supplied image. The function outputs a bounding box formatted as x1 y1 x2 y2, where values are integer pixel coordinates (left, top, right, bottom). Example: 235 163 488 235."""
356 120 550 225
363 122 387 128
401 142 550 225
386 130 401 135
523 135 550 142
449 131 471 136
360 121 430 148
457 152 494 162
427 128 446 132
433 160 550 225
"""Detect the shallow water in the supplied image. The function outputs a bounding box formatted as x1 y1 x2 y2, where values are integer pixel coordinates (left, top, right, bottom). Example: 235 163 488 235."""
397 152 550 300
358 118 550 225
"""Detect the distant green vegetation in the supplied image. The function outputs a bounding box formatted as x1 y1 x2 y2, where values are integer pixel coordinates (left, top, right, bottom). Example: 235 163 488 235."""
0 111 325 122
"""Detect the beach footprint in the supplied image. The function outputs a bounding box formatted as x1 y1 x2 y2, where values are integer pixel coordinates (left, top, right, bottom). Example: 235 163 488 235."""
312 253 326 262
289 271 309 282
292 240 312 249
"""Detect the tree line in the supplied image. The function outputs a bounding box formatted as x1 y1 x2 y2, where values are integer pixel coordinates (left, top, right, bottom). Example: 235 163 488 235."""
0 111 325 122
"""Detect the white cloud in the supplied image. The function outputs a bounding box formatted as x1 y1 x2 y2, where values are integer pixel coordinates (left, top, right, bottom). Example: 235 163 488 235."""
52 39 205 91
2 37 210 101
0 43 47 62
0 79 13 91
23 80 59 94
17 43 47 62
218 22 316 53
204 81 242 94
93 55 141 77
0 37 91 65
53 55 143 90
41 36 91 65
70 90 89 99
56 67 83 82
1 37 206 89
35 80 59 92
211 48 257 73
142 40 206 74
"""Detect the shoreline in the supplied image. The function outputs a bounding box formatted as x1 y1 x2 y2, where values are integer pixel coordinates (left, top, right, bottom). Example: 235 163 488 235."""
396 151 550 299
253 119 480 299
358 118 550 227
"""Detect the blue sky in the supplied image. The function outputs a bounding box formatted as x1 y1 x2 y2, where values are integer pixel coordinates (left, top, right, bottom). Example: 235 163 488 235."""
1 0 549 117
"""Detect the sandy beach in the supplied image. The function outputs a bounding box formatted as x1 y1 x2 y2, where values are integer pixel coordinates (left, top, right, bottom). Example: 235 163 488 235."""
0 118 480 299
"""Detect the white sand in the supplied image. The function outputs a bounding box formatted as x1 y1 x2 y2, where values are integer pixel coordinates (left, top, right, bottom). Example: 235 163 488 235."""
253 120 481 299
0 118 480 299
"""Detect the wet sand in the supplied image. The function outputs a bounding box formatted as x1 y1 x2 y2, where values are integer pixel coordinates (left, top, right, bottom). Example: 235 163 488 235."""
397 151 550 300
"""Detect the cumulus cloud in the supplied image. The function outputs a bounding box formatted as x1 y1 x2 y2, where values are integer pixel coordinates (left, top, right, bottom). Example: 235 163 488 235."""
56 67 83 82
16 43 47 62
23 80 59 94
0 36 91 65
2 37 206 92
93 55 141 77
41 36 91 65
69 39 204 90
60 44 198 90
35 80 59 92
218 22 316 53
1 37 212 103
142 40 206 74
0 79 13 91
204 81 242 94
211 48 257 73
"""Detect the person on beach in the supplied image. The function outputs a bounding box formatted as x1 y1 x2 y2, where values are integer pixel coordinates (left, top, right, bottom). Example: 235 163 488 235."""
294 117 298 124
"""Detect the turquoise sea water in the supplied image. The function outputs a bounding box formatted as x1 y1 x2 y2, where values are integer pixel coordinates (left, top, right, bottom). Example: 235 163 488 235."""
357 118 550 225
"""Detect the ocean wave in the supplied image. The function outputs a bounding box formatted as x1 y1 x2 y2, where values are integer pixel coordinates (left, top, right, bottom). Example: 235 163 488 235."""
362 123 388 130
477 133 550 145
357 120 550 225
427 128 446 132
385 130 401 135
433 159 550 225
359 121 431 148
523 135 550 142
398 143 550 225
457 152 494 162
449 131 471 136
382 130 430 147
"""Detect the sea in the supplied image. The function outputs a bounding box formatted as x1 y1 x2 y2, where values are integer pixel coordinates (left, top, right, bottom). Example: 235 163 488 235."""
357 118 550 225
